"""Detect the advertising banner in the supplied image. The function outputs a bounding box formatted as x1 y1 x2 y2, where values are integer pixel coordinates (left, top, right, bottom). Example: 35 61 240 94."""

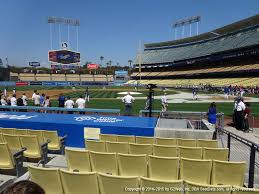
87 64 99 70
16 82 28 86
29 81 42 86
29 62 40 67
42 82 57 86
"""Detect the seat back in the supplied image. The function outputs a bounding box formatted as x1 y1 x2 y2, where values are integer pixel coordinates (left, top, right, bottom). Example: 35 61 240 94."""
136 136 155 144
179 146 203 159
203 148 229 161
140 177 183 194
149 155 179 180
19 135 41 158
1 128 15 135
85 140 106 152
100 134 117 142
117 135 135 143
0 143 14 169
3 134 22 151
118 153 147 177
178 138 197 147
106 141 129 154
98 173 139 194
153 145 177 157
90 151 118 175
60 169 99 194
129 143 153 155
156 137 177 146
15 129 28 135
185 180 231 194
197 139 218 148
28 165 63 194
65 148 91 172
180 158 212 184
0 133 5 143
28 130 44 144
43 130 60 150
211 160 246 186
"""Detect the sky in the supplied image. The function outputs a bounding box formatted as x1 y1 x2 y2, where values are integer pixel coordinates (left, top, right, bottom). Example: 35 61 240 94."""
0 0 258 67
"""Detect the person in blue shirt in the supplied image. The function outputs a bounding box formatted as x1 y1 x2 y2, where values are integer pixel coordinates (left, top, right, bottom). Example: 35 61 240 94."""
208 102 217 125
58 94 65 108
39 94 45 107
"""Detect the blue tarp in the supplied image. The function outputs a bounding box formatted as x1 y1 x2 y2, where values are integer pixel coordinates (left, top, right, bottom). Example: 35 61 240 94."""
0 111 157 148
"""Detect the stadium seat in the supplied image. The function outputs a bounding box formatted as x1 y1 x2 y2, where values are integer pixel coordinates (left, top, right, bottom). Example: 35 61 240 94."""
43 130 66 153
98 173 139 194
60 169 99 194
232 187 259 193
203 148 229 161
140 177 183 194
136 136 155 144
0 128 15 135
178 139 197 147
0 133 5 143
100 134 117 142
85 140 106 152
211 160 246 186
15 129 28 135
65 148 91 172
180 158 212 184
148 155 179 180
84 127 101 140
117 135 135 143
106 141 129 154
90 151 118 175
178 146 203 159
156 137 177 146
19 135 42 159
197 140 218 148
28 165 63 194
153 145 177 157
118 153 147 177
3 134 22 151
185 180 231 194
28 130 44 144
129 143 153 155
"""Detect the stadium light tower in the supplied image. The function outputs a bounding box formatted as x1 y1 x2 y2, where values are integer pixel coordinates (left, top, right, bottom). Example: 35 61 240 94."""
172 16 201 40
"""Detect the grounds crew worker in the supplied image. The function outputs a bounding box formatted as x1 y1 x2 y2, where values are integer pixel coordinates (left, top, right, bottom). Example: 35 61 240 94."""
122 92 135 116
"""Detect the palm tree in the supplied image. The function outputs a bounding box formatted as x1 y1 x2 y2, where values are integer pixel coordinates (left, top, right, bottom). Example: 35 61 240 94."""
100 56 104 68
128 59 133 69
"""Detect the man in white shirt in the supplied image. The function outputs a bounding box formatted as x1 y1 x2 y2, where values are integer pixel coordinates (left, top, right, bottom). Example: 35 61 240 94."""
161 93 168 112
122 92 135 116
31 90 37 105
22 93 28 106
65 96 75 114
75 95 86 114
34 92 40 106
234 97 246 130
10 94 17 106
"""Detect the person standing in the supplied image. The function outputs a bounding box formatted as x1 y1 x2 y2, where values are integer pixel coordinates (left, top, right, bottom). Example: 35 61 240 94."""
22 93 28 106
1 96 7 106
40 94 45 107
10 94 17 107
13 87 16 95
75 95 86 114
65 96 74 114
34 92 40 106
207 102 217 125
32 90 37 106
244 102 251 133
161 93 168 112
234 97 246 130
58 93 65 113
122 92 135 116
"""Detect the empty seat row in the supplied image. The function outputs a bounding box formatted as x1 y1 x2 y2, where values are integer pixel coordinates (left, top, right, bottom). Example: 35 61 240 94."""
28 165 253 194
65 148 245 186
98 134 218 148
85 140 228 160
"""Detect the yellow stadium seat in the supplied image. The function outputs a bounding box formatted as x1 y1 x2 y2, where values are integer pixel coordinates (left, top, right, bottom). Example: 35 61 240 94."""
232 187 259 194
15 129 28 135
85 140 106 152
179 146 203 159
28 130 44 144
180 158 212 184
148 155 179 180
185 180 231 194
197 139 218 148
43 130 63 151
100 134 117 142
19 135 41 159
140 177 183 194
203 148 229 161
118 153 147 177
178 139 197 147
156 137 177 146
106 141 129 154
3 134 22 151
0 128 15 135
211 160 246 186
28 165 63 194
60 169 99 194
98 173 139 194
153 145 177 157
136 136 155 144
0 133 5 143
129 143 153 155
65 148 91 172
117 135 135 143
90 151 118 175
0 143 14 170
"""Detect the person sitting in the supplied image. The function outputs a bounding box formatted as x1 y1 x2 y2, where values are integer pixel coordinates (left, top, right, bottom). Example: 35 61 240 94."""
207 102 217 125
1 180 45 194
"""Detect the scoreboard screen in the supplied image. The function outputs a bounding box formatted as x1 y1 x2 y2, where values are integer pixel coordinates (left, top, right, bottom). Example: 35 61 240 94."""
49 50 80 64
